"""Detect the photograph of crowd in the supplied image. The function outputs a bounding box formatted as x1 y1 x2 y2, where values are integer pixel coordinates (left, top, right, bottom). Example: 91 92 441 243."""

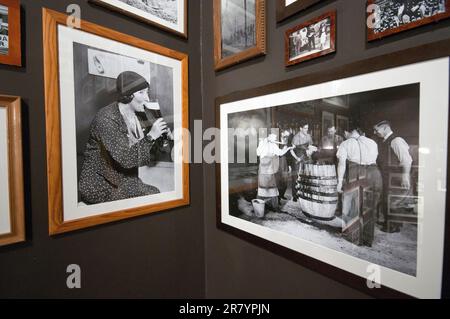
368 0 449 39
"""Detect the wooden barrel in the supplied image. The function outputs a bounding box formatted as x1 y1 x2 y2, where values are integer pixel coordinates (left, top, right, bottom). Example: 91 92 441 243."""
296 163 338 220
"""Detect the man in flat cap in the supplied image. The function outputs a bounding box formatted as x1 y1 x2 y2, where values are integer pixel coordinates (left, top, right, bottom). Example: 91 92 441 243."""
78 71 170 204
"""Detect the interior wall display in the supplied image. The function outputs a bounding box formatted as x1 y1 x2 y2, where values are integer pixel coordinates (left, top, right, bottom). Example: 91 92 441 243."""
90 0 187 38
0 95 25 247
367 0 450 41
216 50 450 298
285 11 336 66
276 0 323 22
43 8 189 235
214 0 266 71
0 0 20 66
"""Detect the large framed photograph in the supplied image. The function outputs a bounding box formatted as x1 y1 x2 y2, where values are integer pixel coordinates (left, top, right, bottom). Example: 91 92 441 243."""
90 0 187 38
214 0 266 71
216 52 450 298
285 11 336 66
43 8 189 235
367 0 450 41
276 0 323 22
0 0 21 66
0 95 25 247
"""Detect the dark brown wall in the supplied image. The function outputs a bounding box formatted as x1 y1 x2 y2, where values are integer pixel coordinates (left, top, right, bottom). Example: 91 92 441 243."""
0 0 204 298
201 0 450 298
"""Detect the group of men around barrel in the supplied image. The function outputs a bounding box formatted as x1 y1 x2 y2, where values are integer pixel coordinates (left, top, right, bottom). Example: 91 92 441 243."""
256 118 414 238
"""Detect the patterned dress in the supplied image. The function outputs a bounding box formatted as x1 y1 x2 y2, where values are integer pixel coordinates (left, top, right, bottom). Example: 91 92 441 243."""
79 103 160 204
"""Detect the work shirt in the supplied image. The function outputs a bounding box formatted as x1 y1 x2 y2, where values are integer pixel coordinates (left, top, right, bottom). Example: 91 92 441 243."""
336 135 378 165
384 132 413 167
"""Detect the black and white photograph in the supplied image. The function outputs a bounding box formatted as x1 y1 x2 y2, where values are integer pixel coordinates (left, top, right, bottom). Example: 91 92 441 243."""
118 0 178 24
44 11 189 233
285 11 335 66
0 4 8 55
90 0 187 37
226 84 420 276
368 0 450 40
74 44 176 206
218 57 449 298
221 0 257 58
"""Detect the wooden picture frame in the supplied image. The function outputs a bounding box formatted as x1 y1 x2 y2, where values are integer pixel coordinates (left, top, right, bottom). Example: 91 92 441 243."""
216 40 450 298
89 0 188 38
0 0 21 66
285 11 336 66
0 95 25 247
214 0 266 71
277 0 323 22
43 8 190 235
367 0 450 41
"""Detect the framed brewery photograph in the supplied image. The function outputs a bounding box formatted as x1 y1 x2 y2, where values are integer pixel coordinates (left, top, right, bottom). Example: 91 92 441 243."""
214 0 266 71
90 0 187 38
216 52 450 298
0 95 25 247
367 0 450 41
285 11 336 66
43 8 189 235
0 0 21 66
277 0 323 22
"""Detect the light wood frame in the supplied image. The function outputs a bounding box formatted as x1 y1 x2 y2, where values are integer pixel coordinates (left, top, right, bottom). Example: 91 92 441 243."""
0 95 25 247
276 0 323 22
42 8 190 235
89 0 188 38
0 0 21 66
285 10 336 66
367 0 450 41
214 0 266 71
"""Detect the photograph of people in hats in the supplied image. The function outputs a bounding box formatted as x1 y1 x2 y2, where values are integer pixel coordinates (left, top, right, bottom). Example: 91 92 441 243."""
227 84 420 276
74 43 176 205
370 0 447 36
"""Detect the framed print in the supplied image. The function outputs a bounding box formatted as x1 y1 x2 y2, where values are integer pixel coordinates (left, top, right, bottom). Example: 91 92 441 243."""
336 114 349 137
0 0 21 66
285 11 336 66
367 0 450 41
216 49 450 298
276 0 323 22
214 0 266 71
43 8 189 235
321 110 334 138
0 95 25 247
90 0 187 38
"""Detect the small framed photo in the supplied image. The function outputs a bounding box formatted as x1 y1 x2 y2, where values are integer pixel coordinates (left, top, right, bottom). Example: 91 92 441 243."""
335 114 349 137
367 0 450 41
90 0 187 38
341 187 360 232
321 111 334 138
214 0 266 71
0 0 21 66
0 95 25 247
43 8 190 234
276 0 323 22
285 11 336 66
